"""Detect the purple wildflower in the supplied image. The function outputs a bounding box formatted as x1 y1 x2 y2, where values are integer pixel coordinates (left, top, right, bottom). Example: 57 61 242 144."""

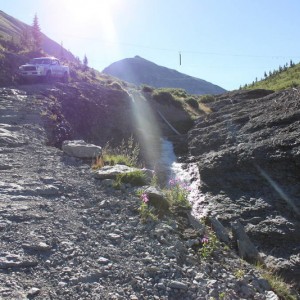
141 193 149 203
201 236 209 244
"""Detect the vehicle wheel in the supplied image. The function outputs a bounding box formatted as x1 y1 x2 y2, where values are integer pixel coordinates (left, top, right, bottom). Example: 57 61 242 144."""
62 72 69 83
45 71 52 83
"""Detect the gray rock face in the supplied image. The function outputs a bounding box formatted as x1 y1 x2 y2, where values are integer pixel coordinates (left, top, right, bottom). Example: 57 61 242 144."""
188 88 300 284
62 140 102 158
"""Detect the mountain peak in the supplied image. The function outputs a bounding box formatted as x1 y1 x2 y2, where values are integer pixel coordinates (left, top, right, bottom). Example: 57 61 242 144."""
103 56 226 95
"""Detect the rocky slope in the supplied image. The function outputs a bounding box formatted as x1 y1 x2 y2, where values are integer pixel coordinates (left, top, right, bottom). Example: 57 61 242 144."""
188 88 300 288
0 84 285 299
103 56 226 95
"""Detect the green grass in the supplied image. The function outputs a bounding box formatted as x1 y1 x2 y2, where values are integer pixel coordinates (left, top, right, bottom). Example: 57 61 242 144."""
244 63 300 91
254 263 298 300
113 170 147 189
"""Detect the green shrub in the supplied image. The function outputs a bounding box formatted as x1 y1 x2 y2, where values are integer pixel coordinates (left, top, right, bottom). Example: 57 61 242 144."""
92 136 140 169
152 90 183 108
165 178 191 209
141 85 153 93
199 94 216 103
198 230 220 260
186 97 199 109
114 170 147 188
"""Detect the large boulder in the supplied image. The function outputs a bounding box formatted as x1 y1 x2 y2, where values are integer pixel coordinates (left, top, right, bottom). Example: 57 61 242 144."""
62 140 102 158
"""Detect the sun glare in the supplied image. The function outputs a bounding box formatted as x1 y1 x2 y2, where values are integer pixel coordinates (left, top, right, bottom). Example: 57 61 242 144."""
60 0 119 41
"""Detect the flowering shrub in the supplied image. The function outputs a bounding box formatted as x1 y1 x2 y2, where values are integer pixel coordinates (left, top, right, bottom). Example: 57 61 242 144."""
138 192 157 223
165 178 191 209
198 230 220 260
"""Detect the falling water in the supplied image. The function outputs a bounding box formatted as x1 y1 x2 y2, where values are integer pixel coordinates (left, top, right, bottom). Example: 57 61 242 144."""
159 138 207 218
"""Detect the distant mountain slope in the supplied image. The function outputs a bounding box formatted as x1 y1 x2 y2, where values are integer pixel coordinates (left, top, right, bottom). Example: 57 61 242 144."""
0 10 76 62
103 56 226 95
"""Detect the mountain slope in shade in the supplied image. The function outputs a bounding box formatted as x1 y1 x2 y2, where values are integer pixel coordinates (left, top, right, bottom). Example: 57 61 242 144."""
0 10 76 62
103 55 226 95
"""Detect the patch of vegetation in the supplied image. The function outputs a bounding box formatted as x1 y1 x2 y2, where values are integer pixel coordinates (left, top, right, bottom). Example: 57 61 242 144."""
255 264 298 300
92 136 140 169
113 170 147 189
185 96 199 109
141 84 154 93
165 178 191 210
199 94 216 103
198 230 221 260
242 60 300 91
152 89 183 108
138 192 158 223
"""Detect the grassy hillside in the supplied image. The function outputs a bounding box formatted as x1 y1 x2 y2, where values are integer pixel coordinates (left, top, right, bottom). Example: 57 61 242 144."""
243 61 300 91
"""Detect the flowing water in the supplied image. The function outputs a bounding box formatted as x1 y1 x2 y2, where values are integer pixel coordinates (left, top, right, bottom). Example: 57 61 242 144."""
159 138 207 218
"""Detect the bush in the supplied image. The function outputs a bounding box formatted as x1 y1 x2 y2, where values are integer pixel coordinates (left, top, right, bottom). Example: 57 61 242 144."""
152 90 183 108
165 178 191 209
114 170 147 188
199 94 216 103
141 85 153 93
186 97 199 109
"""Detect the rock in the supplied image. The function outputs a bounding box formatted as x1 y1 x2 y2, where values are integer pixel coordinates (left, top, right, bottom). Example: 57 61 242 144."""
35 185 60 196
0 253 38 269
209 217 230 243
27 287 40 297
0 127 26 147
265 290 279 300
169 280 188 290
143 186 169 211
62 140 102 158
188 88 300 282
22 242 51 251
98 257 110 265
93 164 140 180
231 220 261 264
186 212 205 233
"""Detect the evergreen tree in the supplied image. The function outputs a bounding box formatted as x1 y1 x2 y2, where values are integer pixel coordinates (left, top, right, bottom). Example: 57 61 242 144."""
32 14 42 51
60 42 65 61
264 71 267 78
83 54 88 71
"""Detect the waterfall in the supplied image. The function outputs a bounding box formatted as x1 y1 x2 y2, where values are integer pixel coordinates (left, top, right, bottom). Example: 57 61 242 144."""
159 138 207 218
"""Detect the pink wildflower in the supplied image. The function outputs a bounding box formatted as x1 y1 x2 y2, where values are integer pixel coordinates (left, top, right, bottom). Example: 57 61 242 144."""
201 236 209 244
141 193 149 203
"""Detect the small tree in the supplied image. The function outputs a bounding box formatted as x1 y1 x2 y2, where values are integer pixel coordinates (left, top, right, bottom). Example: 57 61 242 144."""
60 41 65 61
32 14 42 51
83 54 88 71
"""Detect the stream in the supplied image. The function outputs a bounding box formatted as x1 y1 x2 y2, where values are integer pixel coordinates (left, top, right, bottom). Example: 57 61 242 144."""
159 138 207 219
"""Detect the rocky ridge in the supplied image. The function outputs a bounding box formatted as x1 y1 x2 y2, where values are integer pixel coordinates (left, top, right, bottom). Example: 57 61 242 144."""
188 88 300 289
0 85 283 299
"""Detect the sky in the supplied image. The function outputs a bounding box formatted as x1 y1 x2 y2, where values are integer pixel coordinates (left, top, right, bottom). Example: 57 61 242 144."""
1 0 300 91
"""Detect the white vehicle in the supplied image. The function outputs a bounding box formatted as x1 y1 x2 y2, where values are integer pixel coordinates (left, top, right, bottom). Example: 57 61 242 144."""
18 57 69 83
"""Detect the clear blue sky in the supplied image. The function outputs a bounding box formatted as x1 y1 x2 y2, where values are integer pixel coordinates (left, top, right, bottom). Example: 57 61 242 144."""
1 0 300 91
